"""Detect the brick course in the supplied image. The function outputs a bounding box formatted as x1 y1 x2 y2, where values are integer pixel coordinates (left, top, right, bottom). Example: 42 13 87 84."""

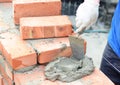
27 37 72 64
13 0 61 24
20 15 73 39
27 37 86 64
14 66 114 85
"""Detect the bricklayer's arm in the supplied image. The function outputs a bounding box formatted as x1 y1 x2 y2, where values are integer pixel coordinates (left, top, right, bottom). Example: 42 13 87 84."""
75 0 100 34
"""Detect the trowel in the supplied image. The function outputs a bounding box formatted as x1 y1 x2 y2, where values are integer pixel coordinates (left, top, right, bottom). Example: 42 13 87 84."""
69 34 85 60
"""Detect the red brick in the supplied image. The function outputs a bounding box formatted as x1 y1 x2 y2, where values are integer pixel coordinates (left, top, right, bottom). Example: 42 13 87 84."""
14 66 114 85
41 80 58 85
20 16 73 39
0 55 38 85
14 66 46 85
27 37 72 64
56 47 72 57
27 37 86 64
81 68 114 85
0 0 11 2
41 80 82 85
13 0 61 24
0 32 37 70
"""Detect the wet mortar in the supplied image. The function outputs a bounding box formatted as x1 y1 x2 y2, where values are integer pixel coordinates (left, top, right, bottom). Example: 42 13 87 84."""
45 56 95 82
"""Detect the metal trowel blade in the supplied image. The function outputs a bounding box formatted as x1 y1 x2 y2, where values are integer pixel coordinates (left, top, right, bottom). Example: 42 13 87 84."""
69 35 84 60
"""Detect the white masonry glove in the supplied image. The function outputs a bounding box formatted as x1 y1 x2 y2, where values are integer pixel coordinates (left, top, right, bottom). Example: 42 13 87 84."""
75 0 100 34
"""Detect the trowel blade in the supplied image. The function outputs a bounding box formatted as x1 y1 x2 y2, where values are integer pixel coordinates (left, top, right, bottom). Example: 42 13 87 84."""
69 35 84 60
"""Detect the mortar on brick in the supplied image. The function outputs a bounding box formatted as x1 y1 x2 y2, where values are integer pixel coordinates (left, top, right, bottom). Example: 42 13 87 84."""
45 56 94 82
14 66 46 85
27 37 72 64
15 65 37 73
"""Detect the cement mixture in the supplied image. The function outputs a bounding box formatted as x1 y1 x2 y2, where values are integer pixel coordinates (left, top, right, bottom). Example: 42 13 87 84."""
45 56 95 82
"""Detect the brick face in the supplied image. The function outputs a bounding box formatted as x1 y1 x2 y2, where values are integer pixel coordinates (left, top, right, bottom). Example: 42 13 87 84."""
20 16 73 39
14 66 46 85
81 68 114 85
13 0 61 24
14 66 114 85
27 37 86 64
0 32 37 70
27 37 72 64
0 0 11 2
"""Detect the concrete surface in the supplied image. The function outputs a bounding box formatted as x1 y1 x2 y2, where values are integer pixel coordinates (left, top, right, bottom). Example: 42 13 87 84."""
0 3 108 69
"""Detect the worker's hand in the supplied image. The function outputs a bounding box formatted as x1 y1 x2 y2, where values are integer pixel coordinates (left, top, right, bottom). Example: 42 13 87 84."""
75 0 100 34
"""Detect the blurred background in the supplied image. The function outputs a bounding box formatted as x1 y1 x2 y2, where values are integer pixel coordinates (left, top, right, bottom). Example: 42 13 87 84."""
61 0 118 29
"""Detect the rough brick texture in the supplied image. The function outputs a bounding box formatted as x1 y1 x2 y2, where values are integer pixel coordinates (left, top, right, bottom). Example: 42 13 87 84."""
13 0 61 24
81 68 114 85
20 15 73 39
27 37 86 64
14 66 46 85
27 37 71 64
0 32 37 70
14 66 114 85
0 0 11 2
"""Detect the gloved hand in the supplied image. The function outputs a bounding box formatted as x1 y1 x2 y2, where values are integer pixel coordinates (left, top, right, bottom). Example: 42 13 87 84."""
75 0 100 34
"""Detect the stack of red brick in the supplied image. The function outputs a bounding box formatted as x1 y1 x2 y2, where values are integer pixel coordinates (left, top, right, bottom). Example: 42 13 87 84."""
0 0 114 85
0 0 86 85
